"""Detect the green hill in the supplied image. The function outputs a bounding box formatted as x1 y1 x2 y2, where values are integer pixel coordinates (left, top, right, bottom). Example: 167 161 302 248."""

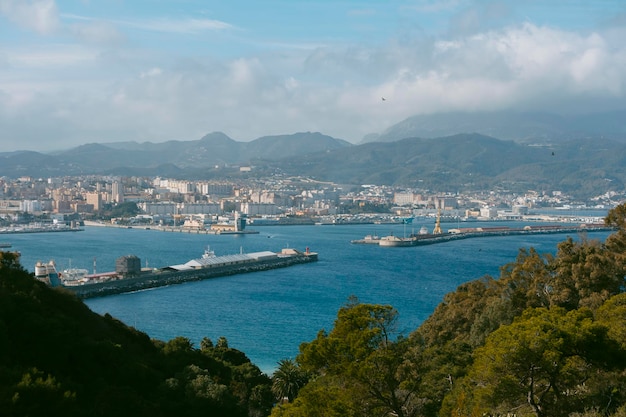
0 252 273 417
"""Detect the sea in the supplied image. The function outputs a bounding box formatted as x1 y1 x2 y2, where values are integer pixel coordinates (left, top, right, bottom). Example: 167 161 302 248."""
5 212 613 374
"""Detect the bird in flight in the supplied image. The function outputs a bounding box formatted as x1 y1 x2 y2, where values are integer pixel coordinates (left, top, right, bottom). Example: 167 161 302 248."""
381 97 386 101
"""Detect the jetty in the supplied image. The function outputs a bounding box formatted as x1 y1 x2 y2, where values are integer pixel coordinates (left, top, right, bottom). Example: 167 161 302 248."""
351 224 615 247
0 225 83 234
35 247 317 299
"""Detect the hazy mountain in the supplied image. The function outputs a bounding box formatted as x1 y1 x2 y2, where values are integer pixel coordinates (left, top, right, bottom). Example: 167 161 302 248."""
363 110 626 144
0 132 351 176
245 132 351 160
272 133 626 198
3 132 626 199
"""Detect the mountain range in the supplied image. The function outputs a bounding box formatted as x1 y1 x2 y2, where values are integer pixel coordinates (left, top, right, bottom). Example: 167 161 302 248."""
1 111 625 199
363 110 626 144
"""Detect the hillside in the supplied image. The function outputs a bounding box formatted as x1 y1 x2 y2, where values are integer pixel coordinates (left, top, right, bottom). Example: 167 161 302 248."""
0 131 350 175
273 134 626 197
2 132 626 199
0 253 273 417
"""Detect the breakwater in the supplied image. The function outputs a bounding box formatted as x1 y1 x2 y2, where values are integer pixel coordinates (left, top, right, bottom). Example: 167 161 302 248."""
0 226 83 234
60 251 317 299
352 225 615 247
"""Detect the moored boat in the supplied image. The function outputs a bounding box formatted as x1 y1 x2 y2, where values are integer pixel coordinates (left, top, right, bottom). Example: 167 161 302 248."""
378 235 415 247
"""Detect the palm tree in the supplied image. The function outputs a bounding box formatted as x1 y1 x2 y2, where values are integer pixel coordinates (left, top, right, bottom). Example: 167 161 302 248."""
271 359 310 403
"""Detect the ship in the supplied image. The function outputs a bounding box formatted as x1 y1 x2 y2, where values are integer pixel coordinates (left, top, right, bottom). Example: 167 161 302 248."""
378 235 414 247
34 260 62 286
34 245 318 298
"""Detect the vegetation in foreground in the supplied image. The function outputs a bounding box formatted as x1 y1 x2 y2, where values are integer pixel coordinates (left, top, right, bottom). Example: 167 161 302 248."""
272 204 626 417
3 204 626 416
0 252 273 417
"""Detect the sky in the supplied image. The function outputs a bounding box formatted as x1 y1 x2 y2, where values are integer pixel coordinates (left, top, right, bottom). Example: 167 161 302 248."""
1 0 625 152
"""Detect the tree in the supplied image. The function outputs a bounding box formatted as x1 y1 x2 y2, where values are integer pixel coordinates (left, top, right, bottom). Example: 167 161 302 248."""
162 336 194 354
452 307 621 417
200 336 214 351
271 359 310 403
216 336 229 349
416 276 501 348
596 293 626 350
552 236 623 310
298 297 398 376
498 247 554 312
0 251 23 271
290 298 423 417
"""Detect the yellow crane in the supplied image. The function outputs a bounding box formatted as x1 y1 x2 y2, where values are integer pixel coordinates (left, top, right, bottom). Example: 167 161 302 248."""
432 209 443 235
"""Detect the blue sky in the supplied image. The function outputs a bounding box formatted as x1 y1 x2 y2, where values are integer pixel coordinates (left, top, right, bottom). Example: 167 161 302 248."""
1 0 625 151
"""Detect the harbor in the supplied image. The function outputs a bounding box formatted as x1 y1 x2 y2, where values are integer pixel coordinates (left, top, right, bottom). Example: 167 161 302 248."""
5 221 615 373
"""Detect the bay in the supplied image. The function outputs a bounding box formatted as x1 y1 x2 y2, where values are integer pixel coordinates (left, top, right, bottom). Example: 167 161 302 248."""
7 218 612 374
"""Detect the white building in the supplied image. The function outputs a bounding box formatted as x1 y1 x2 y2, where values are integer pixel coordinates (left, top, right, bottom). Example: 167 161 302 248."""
240 202 279 216
139 202 177 215
480 206 498 219
178 203 222 215
21 200 42 213
393 192 415 206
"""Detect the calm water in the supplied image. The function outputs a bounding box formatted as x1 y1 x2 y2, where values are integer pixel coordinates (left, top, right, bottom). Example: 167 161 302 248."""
7 219 611 374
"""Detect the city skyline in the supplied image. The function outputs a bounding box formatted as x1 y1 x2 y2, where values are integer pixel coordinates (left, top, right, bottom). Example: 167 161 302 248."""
1 0 625 151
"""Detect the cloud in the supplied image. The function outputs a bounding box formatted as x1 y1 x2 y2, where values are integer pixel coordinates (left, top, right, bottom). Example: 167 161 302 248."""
69 20 126 45
378 23 626 114
1 3 626 152
115 17 234 34
0 0 60 35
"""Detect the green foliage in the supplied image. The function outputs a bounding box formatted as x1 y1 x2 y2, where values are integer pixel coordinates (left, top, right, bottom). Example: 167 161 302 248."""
1 251 22 271
110 201 140 218
448 306 626 417
271 359 310 403
0 260 273 416
270 375 359 417
292 298 424 417
10 368 77 416
298 297 398 375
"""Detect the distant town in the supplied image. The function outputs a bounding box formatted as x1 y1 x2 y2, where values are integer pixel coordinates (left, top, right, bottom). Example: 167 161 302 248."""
0 174 620 232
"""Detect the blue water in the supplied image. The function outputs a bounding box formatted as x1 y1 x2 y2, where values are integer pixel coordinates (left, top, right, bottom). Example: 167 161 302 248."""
6 220 612 374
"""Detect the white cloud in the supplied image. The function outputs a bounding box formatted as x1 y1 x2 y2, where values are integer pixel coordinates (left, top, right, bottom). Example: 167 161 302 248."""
115 17 234 34
5 44 98 69
140 67 163 79
1 5 626 152
69 20 126 45
0 0 60 35
410 0 467 14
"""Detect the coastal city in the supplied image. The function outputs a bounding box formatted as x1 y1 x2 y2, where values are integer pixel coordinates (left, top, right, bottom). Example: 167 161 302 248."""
0 174 618 231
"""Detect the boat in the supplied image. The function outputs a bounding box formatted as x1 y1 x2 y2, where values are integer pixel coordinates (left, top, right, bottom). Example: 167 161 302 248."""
0 242 11 248
34 260 61 286
60 268 90 284
378 235 414 247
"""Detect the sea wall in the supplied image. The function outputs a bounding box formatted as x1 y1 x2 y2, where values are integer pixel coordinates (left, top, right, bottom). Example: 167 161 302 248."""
62 253 317 299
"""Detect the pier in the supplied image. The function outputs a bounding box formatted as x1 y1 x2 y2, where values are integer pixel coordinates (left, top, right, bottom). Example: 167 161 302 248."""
40 248 318 299
351 224 615 247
